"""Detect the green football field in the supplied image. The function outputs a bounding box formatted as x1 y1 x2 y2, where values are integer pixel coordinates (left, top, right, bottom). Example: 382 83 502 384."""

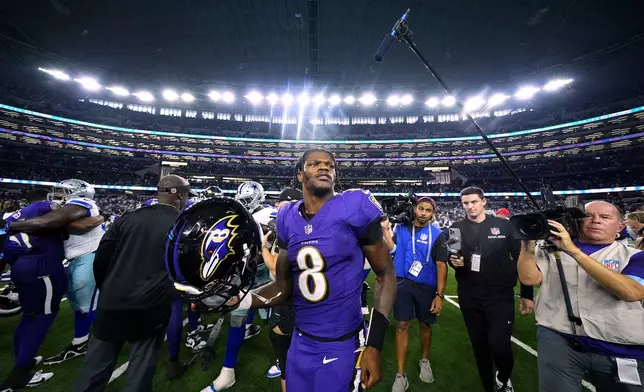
0 270 553 392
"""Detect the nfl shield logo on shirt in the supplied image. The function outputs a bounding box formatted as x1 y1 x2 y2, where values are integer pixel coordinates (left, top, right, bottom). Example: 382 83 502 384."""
304 224 313 235
490 227 500 235
420 233 428 241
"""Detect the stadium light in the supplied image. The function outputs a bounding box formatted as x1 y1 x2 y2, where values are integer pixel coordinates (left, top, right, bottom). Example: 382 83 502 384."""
386 95 400 106
38 67 71 81
329 95 342 106
266 93 279 105
425 97 439 108
297 93 310 106
133 91 154 102
464 96 485 112
106 86 130 97
162 89 179 102
208 91 221 102
281 93 294 106
313 94 326 106
400 94 414 106
344 95 356 105
245 91 264 105
442 96 456 107
75 77 102 91
181 92 195 103
515 86 540 100
359 93 377 106
222 91 235 103
543 78 573 92
487 93 509 107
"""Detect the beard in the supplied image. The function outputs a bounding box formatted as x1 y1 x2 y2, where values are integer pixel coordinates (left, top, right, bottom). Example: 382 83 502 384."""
311 184 333 198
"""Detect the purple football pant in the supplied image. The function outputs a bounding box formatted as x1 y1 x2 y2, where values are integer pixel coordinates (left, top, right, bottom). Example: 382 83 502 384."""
286 330 365 392
10 254 66 315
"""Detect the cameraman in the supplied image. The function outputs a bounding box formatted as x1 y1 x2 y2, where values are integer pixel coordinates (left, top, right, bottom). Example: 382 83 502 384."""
382 197 448 391
450 187 534 392
517 200 644 392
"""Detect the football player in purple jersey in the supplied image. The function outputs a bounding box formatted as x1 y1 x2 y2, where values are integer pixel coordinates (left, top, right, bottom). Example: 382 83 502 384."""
226 148 396 391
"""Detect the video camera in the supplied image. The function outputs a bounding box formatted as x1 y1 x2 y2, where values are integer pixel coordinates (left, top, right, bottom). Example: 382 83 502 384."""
510 187 586 241
380 193 418 224
260 218 277 246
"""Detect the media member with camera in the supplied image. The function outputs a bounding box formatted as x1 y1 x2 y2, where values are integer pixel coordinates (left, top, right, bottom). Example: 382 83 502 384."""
381 196 448 391
517 200 644 391
448 187 534 392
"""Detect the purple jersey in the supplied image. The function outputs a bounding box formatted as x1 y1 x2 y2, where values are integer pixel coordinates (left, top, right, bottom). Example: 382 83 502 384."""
277 189 383 339
143 198 158 207
4 201 64 261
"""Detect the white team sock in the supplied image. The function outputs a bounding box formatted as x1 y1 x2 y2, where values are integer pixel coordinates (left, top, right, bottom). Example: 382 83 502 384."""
213 367 236 390
72 335 89 346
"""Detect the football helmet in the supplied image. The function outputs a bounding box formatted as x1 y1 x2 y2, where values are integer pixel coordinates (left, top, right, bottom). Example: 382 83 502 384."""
235 181 265 212
48 179 96 202
0 284 21 318
165 196 262 313
201 186 224 199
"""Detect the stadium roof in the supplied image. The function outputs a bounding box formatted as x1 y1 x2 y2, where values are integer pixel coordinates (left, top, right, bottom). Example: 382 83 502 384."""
1 0 643 93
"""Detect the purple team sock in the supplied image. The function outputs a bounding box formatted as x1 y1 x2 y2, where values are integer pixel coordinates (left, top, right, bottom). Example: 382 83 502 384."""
188 306 200 333
13 314 33 361
15 312 57 369
167 298 183 360
73 311 91 342
223 325 245 368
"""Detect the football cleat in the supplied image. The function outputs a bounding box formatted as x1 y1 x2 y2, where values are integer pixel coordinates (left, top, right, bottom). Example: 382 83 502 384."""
194 322 215 334
185 331 207 351
266 361 281 379
43 342 88 365
244 324 261 340
26 371 54 388
495 371 514 392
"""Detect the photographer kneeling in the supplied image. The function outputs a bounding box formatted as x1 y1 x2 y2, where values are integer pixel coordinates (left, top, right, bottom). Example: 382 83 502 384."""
517 201 644 392
382 197 448 391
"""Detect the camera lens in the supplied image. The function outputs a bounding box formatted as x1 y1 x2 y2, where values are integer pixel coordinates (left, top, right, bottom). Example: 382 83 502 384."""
518 219 544 237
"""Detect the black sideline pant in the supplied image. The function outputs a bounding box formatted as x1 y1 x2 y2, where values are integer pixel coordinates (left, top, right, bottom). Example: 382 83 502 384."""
72 332 163 392
458 285 515 392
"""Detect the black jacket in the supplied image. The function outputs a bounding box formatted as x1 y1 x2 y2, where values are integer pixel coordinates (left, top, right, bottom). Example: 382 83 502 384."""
450 216 533 300
93 204 180 341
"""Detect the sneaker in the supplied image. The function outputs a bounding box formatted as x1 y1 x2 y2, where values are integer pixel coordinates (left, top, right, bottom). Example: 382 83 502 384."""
186 331 207 351
43 342 87 365
419 359 434 383
244 324 261 340
26 371 54 388
266 361 281 378
391 373 409 392
495 371 515 392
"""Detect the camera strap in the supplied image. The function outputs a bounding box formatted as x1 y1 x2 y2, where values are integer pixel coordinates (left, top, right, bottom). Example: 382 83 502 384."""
552 250 583 334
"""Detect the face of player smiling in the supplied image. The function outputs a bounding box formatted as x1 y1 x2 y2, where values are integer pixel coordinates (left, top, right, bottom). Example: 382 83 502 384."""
298 151 336 198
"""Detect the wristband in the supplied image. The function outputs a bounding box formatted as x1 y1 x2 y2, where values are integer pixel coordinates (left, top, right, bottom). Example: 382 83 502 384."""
236 292 253 312
366 309 389 351
436 293 444 299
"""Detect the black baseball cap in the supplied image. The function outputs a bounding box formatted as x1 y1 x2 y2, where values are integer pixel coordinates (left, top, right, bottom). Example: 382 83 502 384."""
278 187 303 202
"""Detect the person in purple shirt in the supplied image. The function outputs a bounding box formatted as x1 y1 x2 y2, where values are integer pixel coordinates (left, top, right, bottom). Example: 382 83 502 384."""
518 200 644 392
222 148 396 392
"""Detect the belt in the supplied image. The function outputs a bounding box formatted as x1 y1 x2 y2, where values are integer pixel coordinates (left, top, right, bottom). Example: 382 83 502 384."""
296 325 363 342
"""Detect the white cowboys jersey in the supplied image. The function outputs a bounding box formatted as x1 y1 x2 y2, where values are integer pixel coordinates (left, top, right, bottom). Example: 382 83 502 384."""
252 205 277 228
64 198 105 260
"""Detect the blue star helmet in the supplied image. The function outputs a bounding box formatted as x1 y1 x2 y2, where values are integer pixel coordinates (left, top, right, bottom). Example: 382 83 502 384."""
165 196 262 312
235 181 265 212
48 179 95 202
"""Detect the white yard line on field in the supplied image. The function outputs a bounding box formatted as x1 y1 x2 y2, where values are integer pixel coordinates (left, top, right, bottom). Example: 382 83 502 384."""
108 318 189 383
443 295 596 392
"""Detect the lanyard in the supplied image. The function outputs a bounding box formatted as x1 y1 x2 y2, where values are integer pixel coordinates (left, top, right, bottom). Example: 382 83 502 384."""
411 225 432 265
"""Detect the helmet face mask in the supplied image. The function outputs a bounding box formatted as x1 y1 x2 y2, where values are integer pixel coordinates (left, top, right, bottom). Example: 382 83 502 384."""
165 196 262 313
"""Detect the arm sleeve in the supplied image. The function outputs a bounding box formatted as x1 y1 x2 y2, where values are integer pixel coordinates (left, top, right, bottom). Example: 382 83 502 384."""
621 252 644 287
93 217 120 289
432 232 449 262
37 201 58 215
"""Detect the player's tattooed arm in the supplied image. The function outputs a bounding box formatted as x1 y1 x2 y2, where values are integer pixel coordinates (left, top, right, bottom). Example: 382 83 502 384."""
9 205 89 233
67 215 105 234
245 248 292 309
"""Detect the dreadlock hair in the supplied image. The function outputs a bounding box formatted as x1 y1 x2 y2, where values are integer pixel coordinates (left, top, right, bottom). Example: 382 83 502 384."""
293 148 343 192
